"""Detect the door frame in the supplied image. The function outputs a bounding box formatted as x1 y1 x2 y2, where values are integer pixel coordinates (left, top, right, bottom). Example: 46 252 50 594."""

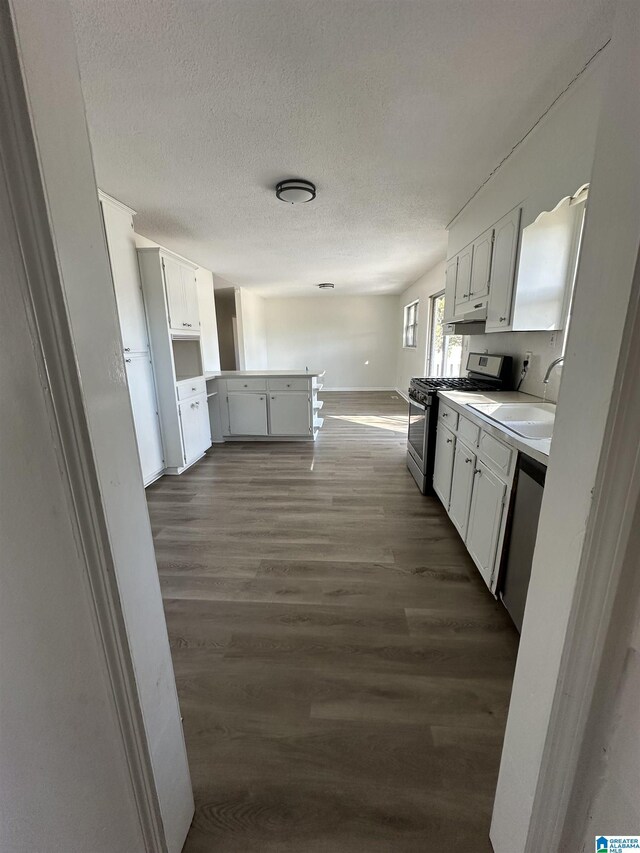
0 2 168 849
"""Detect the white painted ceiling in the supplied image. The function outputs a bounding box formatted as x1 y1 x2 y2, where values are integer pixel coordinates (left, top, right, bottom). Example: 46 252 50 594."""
70 0 612 296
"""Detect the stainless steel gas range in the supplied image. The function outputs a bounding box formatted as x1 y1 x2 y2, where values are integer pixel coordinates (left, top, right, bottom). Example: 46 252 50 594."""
406 353 512 494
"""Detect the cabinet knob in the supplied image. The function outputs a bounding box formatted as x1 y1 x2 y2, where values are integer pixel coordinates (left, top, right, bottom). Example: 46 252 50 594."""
124 347 130 352
446 438 453 444
465 458 472 463
474 468 482 475
125 358 131 363
499 316 507 322
182 322 188 327
474 303 482 309
244 384 248 387
442 412 448 417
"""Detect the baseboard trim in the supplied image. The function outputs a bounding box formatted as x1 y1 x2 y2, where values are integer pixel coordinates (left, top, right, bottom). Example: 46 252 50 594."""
323 386 396 392
395 387 410 402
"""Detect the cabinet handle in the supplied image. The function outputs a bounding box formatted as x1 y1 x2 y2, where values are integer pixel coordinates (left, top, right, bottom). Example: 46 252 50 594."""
462 292 469 298
191 402 196 409
271 396 275 400
446 438 453 444
442 412 448 418
125 358 131 363
182 322 188 327
474 303 482 309
124 347 130 352
499 316 507 322
465 458 472 463
192 387 196 391
474 468 482 475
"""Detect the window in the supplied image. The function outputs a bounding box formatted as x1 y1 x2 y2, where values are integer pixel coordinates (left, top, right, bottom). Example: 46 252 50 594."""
403 300 418 348
428 291 463 377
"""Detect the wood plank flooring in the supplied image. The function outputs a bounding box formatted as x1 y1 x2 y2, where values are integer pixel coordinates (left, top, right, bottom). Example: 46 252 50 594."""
147 391 519 852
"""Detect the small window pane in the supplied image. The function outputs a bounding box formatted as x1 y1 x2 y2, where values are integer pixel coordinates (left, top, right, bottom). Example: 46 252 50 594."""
429 292 462 376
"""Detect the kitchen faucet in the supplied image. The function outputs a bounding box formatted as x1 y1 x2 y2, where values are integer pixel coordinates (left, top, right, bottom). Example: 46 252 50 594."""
543 356 564 384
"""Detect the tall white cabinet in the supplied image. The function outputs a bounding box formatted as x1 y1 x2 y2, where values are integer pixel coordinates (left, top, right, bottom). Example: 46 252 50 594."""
138 248 211 474
99 193 165 486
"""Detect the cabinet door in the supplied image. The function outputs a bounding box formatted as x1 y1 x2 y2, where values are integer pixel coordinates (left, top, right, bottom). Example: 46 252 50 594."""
179 395 208 464
269 392 311 436
162 255 188 332
448 441 476 539
486 206 521 332
228 393 268 436
196 394 212 454
454 244 473 307
101 202 149 354
470 227 493 301
125 355 164 484
466 461 506 590
433 424 456 508
182 266 201 332
443 257 458 322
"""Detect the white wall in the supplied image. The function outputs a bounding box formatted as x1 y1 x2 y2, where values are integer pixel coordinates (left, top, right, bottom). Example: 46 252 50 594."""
448 52 607 403
236 287 268 370
395 261 446 395
264 295 398 389
489 9 640 848
4 0 192 850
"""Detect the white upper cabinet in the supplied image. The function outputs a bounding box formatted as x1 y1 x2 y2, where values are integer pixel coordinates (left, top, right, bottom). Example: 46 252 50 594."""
100 198 149 354
443 257 458 323
162 254 200 335
485 206 522 332
454 243 473 309
466 460 506 590
448 440 476 540
469 227 493 303
269 392 311 436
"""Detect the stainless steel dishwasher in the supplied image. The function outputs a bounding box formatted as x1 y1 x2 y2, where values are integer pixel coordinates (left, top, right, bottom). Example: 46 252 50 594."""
500 453 547 633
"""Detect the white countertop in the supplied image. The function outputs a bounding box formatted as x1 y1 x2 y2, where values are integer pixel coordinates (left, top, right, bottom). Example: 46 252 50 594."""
204 370 324 380
438 390 552 465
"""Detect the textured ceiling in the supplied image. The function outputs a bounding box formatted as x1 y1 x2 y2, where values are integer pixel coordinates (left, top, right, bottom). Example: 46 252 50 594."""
70 0 612 296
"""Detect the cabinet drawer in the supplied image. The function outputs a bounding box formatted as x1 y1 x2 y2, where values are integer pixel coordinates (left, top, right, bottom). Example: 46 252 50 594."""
176 378 206 400
479 430 513 478
226 378 267 392
438 402 459 431
458 416 480 448
268 377 310 392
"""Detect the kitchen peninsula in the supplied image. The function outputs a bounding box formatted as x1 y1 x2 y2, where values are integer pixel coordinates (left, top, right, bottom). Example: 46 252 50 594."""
204 370 325 441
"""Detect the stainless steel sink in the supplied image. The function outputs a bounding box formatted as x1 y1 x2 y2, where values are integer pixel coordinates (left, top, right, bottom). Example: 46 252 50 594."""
467 402 555 440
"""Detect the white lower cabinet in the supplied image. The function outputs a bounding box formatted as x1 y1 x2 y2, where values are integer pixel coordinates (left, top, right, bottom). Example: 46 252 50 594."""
228 392 268 436
179 393 210 464
433 424 456 507
269 392 311 436
448 440 476 539
433 407 514 594
466 460 506 590
125 354 164 485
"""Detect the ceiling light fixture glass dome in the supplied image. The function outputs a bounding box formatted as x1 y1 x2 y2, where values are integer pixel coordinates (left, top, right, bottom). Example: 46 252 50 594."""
276 179 316 204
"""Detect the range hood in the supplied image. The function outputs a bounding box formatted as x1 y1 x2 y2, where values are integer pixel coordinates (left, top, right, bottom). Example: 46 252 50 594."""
443 319 486 335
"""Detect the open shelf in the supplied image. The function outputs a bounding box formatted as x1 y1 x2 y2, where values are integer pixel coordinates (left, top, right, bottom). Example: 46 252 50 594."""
313 398 324 410
313 415 324 430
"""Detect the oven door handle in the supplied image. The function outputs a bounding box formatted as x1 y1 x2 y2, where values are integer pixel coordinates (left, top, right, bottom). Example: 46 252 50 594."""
409 398 427 411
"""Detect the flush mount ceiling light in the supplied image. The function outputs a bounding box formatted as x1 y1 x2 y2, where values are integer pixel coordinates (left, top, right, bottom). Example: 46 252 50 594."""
317 283 335 290
276 178 316 204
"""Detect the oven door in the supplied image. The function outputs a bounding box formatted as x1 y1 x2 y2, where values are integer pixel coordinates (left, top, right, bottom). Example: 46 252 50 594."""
407 398 428 470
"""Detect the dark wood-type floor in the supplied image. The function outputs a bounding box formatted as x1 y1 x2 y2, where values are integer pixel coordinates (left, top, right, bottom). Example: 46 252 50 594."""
147 391 519 852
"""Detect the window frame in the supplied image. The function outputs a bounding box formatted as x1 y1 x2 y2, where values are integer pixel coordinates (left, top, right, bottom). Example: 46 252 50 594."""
402 299 419 349
427 290 463 377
